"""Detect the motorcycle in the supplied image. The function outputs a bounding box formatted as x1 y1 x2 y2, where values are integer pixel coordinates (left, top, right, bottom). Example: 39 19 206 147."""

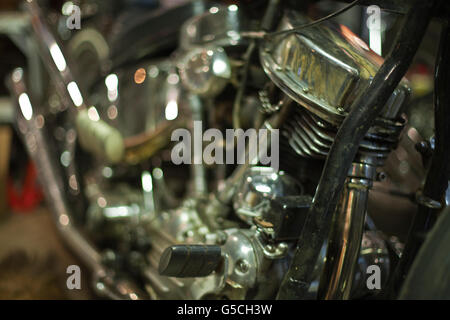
3 0 450 299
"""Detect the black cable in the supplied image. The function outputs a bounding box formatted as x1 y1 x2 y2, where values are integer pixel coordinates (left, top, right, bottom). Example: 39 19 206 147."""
234 0 362 41
265 0 361 40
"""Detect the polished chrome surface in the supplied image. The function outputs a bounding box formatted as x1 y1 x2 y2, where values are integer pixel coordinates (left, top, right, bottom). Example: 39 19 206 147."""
87 60 189 164
8 68 144 300
415 190 443 209
318 177 371 300
233 166 302 225
25 0 125 164
351 231 390 298
178 46 231 97
85 182 153 240
221 229 259 290
143 202 261 299
317 162 375 300
260 10 410 126
95 61 182 138
179 4 250 50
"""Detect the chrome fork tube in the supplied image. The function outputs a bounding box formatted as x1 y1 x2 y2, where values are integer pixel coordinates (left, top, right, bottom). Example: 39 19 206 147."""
24 0 84 111
318 163 375 299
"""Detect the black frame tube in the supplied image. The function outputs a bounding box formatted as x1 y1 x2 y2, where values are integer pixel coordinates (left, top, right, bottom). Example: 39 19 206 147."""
277 1 436 300
388 18 450 298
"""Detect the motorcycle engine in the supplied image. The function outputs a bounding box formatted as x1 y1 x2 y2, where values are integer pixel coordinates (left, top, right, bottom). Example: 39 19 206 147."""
81 5 402 299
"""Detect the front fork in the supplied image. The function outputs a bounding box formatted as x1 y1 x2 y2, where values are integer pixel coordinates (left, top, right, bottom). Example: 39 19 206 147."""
318 163 375 299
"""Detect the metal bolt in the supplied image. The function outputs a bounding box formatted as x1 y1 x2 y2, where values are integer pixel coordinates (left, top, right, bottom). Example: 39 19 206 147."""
377 171 387 181
236 259 250 273
216 231 228 245
265 244 275 253
415 140 433 158
277 242 288 253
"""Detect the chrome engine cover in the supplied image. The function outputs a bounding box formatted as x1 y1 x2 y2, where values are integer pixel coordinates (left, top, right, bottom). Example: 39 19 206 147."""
260 11 411 126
